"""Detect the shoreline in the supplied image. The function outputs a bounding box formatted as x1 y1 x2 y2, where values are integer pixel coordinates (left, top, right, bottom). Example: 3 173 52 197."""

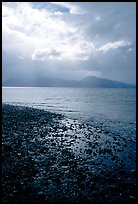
2 104 136 203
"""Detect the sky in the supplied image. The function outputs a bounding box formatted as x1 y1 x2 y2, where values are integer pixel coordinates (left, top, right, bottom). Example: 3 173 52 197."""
2 2 136 84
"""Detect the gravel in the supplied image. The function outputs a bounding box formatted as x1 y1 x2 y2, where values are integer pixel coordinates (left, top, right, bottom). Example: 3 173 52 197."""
2 104 136 203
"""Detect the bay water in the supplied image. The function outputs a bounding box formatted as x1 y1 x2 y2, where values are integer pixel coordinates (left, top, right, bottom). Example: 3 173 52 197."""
2 87 136 142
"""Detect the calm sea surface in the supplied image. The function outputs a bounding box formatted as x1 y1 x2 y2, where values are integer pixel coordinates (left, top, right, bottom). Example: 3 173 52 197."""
2 87 136 141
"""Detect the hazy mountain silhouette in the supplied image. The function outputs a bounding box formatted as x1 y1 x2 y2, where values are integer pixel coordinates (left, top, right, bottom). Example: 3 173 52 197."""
79 76 135 88
3 76 135 88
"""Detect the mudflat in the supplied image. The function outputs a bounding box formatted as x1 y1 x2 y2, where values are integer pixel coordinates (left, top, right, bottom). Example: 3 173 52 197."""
2 104 136 203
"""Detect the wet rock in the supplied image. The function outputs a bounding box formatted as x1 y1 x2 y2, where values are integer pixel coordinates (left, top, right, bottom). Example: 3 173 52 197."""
123 143 127 148
2 144 13 152
129 195 135 199
111 156 116 161
51 142 56 146
97 129 102 133
39 147 48 153
85 149 92 155
36 191 45 201
104 148 112 154
131 169 136 175
104 130 110 134
88 142 92 147
93 152 97 156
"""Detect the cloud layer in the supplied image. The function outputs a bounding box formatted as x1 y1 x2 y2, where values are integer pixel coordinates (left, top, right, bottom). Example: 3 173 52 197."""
2 2 136 84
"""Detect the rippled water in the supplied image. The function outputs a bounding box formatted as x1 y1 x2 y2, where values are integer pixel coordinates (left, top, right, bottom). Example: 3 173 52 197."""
2 87 136 141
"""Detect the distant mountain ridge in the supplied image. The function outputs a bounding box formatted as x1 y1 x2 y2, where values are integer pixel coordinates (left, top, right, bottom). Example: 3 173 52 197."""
3 76 135 88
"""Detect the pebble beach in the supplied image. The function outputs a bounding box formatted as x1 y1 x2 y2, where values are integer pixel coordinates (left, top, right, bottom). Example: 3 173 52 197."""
2 104 136 203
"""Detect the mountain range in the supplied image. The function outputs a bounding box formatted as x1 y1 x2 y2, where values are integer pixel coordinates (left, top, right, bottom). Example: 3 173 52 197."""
2 76 135 88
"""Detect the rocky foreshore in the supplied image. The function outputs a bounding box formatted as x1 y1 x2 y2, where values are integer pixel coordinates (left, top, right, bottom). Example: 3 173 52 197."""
2 104 136 203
